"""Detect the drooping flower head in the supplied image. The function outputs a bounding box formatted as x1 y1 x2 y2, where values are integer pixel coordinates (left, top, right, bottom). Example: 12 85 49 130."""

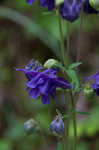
83 0 99 14
60 0 82 22
15 59 72 104
50 115 64 136
26 0 55 11
84 71 99 96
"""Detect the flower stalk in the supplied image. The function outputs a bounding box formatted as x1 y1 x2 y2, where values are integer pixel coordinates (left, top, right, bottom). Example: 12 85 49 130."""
66 21 71 56
70 90 77 150
56 8 65 62
56 8 68 68
57 8 78 150
57 8 71 150
64 91 70 150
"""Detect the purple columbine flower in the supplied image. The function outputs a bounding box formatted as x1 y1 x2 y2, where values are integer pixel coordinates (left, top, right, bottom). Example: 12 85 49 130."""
60 0 82 22
26 0 55 11
50 115 64 136
83 0 99 14
15 59 72 104
84 71 99 96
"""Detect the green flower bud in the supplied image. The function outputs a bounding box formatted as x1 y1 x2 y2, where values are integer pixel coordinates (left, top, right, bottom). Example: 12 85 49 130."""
83 84 95 100
55 0 64 6
44 59 59 69
89 0 99 11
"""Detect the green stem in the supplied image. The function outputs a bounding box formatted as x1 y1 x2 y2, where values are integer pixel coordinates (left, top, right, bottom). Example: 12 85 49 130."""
64 91 69 150
64 21 71 150
70 90 77 150
66 21 70 56
56 9 68 68
56 8 70 150
76 3 84 62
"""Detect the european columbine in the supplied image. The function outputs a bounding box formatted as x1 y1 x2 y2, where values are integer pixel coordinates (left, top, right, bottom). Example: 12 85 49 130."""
60 0 82 22
50 115 64 136
84 0 99 14
16 59 72 104
84 71 99 96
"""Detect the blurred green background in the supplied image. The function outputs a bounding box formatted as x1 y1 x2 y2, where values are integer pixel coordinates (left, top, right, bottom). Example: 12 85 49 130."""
0 0 99 150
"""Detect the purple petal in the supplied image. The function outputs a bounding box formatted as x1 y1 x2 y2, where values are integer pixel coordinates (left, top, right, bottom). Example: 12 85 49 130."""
41 95 50 104
15 68 37 76
50 84 56 98
26 69 52 88
28 88 40 99
60 0 81 22
25 59 35 70
41 0 55 11
39 79 51 95
26 77 44 88
54 77 72 89
83 72 99 83
26 0 34 5
48 69 58 78
15 67 38 81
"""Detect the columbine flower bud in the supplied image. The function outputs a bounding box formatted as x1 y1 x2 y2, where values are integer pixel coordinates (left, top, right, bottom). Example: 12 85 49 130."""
24 119 40 135
89 0 99 11
44 59 59 69
55 0 64 6
50 115 64 136
83 84 95 99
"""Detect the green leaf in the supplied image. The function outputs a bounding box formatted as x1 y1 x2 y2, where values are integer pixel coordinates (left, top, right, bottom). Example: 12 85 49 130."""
57 142 63 150
69 62 82 69
53 63 80 93
66 69 80 93
76 111 90 115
